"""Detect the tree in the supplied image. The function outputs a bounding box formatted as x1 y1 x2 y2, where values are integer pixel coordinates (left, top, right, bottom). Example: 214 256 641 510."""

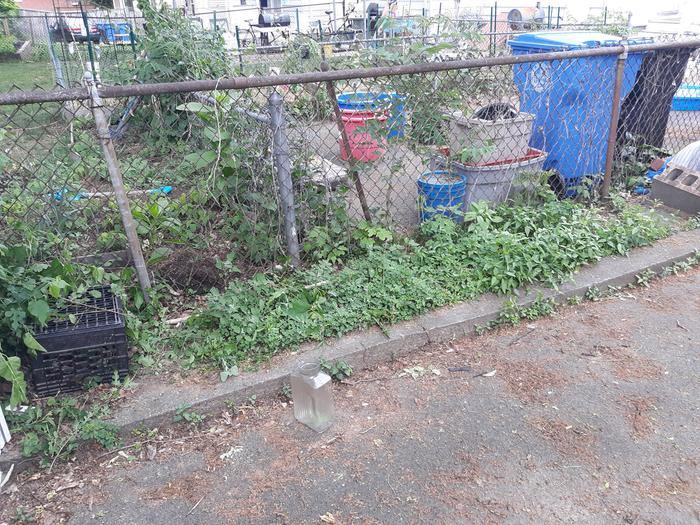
0 0 18 16
0 0 17 37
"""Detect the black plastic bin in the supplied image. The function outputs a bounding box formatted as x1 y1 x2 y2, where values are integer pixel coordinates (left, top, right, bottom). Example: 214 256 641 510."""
29 286 129 396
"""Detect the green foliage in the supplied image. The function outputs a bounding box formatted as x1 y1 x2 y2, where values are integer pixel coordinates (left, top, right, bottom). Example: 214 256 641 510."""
172 196 668 367
0 244 111 405
133 0 230 83
128 0 232 140
173 403 205 426
28 43 51 62
320 359 353 381
635 269 656 288
0 34 14 55
682 214 700 232
6 396 120 467
582 10 632 37
14 507 35 522
0 0 18 16
567 295 582 306
476 294 556 333
617 141 669 190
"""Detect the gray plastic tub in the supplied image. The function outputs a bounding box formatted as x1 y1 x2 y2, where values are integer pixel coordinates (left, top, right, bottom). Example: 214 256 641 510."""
435 148 548 207
445 109 535 164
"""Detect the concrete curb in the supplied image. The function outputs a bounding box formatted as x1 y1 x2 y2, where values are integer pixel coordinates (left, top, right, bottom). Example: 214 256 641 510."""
2 228 699 472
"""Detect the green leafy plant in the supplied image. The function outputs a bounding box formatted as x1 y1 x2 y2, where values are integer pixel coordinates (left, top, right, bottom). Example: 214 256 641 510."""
0 244 110 405
0 34 14 56
173 403 205 426
320 359 353 382
172 193 668 368
14 507 35 523
635 269 656 288
219 359 239 382
6 396 119 467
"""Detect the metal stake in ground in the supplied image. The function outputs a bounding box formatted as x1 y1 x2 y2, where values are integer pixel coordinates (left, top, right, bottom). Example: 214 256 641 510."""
268 92 301 267
321 61 372 222
601 44 628 198
88 81 152 302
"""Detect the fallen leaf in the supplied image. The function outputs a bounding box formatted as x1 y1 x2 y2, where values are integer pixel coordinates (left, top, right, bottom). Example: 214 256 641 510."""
482 370 497 378
373 439 384 447
320 512 336 523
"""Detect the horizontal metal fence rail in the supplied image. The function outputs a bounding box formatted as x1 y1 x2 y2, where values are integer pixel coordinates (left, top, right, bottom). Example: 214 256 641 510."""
2 39 699 106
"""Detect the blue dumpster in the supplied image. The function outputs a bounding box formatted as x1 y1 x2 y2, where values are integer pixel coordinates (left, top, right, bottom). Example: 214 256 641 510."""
508 32 652 195
96 23 116 43
116 22 133 44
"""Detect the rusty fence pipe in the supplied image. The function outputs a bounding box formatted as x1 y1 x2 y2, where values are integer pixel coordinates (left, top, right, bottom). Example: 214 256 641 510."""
601 43 628 198
321 62 372 223
88 81 152 302
4 40 700 106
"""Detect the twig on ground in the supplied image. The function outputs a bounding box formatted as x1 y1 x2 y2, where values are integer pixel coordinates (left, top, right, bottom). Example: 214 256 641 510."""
508 327 536 346
165 315 191 326
676 320 689 331
358 425 377 434
341 376 393 386
187 495 205 516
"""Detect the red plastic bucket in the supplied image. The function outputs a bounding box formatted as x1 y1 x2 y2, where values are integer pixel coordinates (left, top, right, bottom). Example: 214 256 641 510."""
339 109 388 162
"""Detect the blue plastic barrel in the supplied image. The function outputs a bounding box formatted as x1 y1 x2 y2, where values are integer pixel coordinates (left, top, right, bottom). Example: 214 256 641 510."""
377 93 406 139
508 32 652 196
337 92 406 139
416 170 467 222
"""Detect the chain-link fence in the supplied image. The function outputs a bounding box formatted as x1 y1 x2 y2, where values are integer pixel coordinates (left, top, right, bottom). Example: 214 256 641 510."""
1 39 699 298
2 4 597 88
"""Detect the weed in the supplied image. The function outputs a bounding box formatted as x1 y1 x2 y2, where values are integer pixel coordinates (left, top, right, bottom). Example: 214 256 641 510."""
567 295 583 306
683 215 700 231
320 359 354 382
14 507 36 523
173 404 205 426
585 287 603 301
635 269 656 288
280 383 293 400
219 360 239 382
477 294 556 333
6 396 120 468
174 197 668 367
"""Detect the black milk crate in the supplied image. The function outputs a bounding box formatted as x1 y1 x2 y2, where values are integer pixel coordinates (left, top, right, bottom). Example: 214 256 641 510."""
29 286 129 396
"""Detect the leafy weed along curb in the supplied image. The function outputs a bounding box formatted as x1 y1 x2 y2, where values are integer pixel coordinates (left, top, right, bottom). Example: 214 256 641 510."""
172 194 670 368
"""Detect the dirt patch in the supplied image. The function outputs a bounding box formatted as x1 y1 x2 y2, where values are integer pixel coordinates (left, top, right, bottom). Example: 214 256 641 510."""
592 344 664 381
529 417 597 462
155 246 224 292
623 397 657 439
494 359 567 403
142 471 212 503
632 476 700 507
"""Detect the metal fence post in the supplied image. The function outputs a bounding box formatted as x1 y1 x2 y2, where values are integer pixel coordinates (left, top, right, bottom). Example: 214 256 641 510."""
601 43 628 198
268 92 301 267
45 14 66 88
321 62 372 222
88 82 152 301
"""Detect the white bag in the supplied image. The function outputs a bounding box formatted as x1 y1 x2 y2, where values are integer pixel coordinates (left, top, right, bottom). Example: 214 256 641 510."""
0 406 10 452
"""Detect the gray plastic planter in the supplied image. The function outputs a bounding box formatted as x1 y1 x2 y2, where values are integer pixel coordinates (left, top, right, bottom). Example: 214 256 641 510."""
435 148 548 207
446 109 535 164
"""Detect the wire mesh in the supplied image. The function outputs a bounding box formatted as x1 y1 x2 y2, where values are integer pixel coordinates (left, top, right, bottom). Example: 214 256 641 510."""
1 41 699 294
